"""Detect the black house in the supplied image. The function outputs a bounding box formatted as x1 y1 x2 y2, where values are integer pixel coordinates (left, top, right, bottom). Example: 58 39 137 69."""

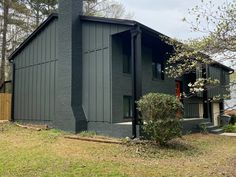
9 0 234 137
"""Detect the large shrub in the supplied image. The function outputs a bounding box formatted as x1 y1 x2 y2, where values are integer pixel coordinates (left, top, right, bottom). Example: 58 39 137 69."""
137 93 183 146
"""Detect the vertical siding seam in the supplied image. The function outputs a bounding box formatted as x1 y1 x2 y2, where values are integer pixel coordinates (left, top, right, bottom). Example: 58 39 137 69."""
102 25 104 123
109 33 112 124
109 24 112 124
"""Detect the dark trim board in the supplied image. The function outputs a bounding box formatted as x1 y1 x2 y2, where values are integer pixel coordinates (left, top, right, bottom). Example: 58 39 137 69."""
80 15 136 26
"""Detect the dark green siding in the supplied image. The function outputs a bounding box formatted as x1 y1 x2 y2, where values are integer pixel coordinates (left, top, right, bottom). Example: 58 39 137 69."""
112 36 176 123
82 21 130 123
14 19 58 123
183 98 203 118
208 65 230 98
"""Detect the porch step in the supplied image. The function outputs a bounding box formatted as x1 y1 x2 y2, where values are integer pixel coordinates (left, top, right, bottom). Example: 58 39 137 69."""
200 122 212 127
210 128 224 134
205 124 224 134
206 125 218 131
200 122 224 134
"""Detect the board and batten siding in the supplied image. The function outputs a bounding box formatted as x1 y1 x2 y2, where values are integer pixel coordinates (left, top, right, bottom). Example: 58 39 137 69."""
82 21 130 123
14 19 58 123
208 65 230 98
112 37 176 123
183 98 203 118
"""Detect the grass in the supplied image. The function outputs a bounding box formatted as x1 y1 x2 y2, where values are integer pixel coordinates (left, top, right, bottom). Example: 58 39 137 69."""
0 123 236 177
223 124 236 133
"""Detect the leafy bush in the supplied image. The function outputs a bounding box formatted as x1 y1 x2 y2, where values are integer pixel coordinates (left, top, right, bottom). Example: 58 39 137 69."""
223 124 236 133
137 93 183 146
229 114 236 125
199 123 208 134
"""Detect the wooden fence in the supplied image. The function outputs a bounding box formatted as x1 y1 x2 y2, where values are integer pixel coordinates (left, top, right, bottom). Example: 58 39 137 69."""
0 93 12 121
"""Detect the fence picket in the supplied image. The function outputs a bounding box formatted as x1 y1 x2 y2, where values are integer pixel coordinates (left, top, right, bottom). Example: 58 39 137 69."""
0 94 12 120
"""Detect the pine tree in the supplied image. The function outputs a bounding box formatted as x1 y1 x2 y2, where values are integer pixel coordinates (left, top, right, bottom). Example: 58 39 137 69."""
0 0 30 88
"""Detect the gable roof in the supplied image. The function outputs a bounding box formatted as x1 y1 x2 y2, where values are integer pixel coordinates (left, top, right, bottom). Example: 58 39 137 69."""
9 13 234 72
9 13 58 61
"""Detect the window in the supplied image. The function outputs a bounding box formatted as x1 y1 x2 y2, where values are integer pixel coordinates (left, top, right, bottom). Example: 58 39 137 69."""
152 61 165 80
123 96 133 119
122 41 131 74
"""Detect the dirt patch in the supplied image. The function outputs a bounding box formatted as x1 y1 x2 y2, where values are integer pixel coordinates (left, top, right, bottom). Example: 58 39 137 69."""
64 135 123 144
15 123 49 131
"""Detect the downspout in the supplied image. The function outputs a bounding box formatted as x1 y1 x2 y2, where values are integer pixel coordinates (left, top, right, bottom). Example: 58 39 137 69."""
131 29 136 138
131 25 142 139
9 59 15 122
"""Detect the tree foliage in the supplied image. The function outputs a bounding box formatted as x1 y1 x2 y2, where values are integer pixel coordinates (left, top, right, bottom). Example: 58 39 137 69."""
84 0 133 19
164 0 236 103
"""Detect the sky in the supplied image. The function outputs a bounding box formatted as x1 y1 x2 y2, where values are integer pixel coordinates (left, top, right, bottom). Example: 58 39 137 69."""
119 0 226 40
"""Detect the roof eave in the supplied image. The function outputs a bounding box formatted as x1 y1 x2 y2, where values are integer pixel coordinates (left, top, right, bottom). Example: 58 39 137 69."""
80 15 136 27
8 13 234 73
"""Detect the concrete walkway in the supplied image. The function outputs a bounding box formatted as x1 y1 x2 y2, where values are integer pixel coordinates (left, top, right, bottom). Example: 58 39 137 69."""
220 133 236 137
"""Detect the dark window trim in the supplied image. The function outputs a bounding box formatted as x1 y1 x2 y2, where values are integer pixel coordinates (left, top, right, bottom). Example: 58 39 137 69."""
123 95 133 119
152 61 165 80
122 39 131 74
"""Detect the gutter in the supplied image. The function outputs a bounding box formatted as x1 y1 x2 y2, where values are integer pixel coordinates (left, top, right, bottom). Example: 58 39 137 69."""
229 70 235 74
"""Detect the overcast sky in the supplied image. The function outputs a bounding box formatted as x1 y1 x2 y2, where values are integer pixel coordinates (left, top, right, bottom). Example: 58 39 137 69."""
119 0 226 40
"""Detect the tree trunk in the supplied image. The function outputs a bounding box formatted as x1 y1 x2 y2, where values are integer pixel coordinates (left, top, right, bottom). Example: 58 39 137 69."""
1 0 9 88
36 2 40 27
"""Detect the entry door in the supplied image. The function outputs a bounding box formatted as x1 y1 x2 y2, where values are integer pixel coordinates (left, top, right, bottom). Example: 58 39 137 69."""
176 81 182 99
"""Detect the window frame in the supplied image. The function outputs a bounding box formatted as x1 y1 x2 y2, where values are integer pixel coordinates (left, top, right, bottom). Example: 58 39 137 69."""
122 39 131 74
123 95 133 119
152 60 165 80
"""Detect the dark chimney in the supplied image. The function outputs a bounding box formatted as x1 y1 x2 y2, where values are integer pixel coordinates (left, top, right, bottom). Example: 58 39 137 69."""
56 0 87 132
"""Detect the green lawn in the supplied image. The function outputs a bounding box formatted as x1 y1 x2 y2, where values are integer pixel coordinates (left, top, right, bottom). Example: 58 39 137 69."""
0 123 236 177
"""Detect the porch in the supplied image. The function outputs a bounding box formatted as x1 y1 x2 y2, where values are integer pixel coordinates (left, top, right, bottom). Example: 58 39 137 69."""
110 26 224 137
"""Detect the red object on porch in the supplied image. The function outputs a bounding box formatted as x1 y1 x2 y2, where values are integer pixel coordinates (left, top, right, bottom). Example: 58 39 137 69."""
176 81 181 99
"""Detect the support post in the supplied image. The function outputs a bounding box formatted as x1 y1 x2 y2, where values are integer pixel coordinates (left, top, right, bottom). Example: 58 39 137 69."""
131 26 142 138
203 65 210 120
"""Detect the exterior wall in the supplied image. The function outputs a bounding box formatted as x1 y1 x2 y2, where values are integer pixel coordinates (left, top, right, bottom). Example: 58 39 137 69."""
183 97 203 118
181 118 205 134
208 65 230 98
112 36 176 123
142 47 176 95
88 122 138 138
82 21 130 124
14 19 58 124
112 36 132 123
